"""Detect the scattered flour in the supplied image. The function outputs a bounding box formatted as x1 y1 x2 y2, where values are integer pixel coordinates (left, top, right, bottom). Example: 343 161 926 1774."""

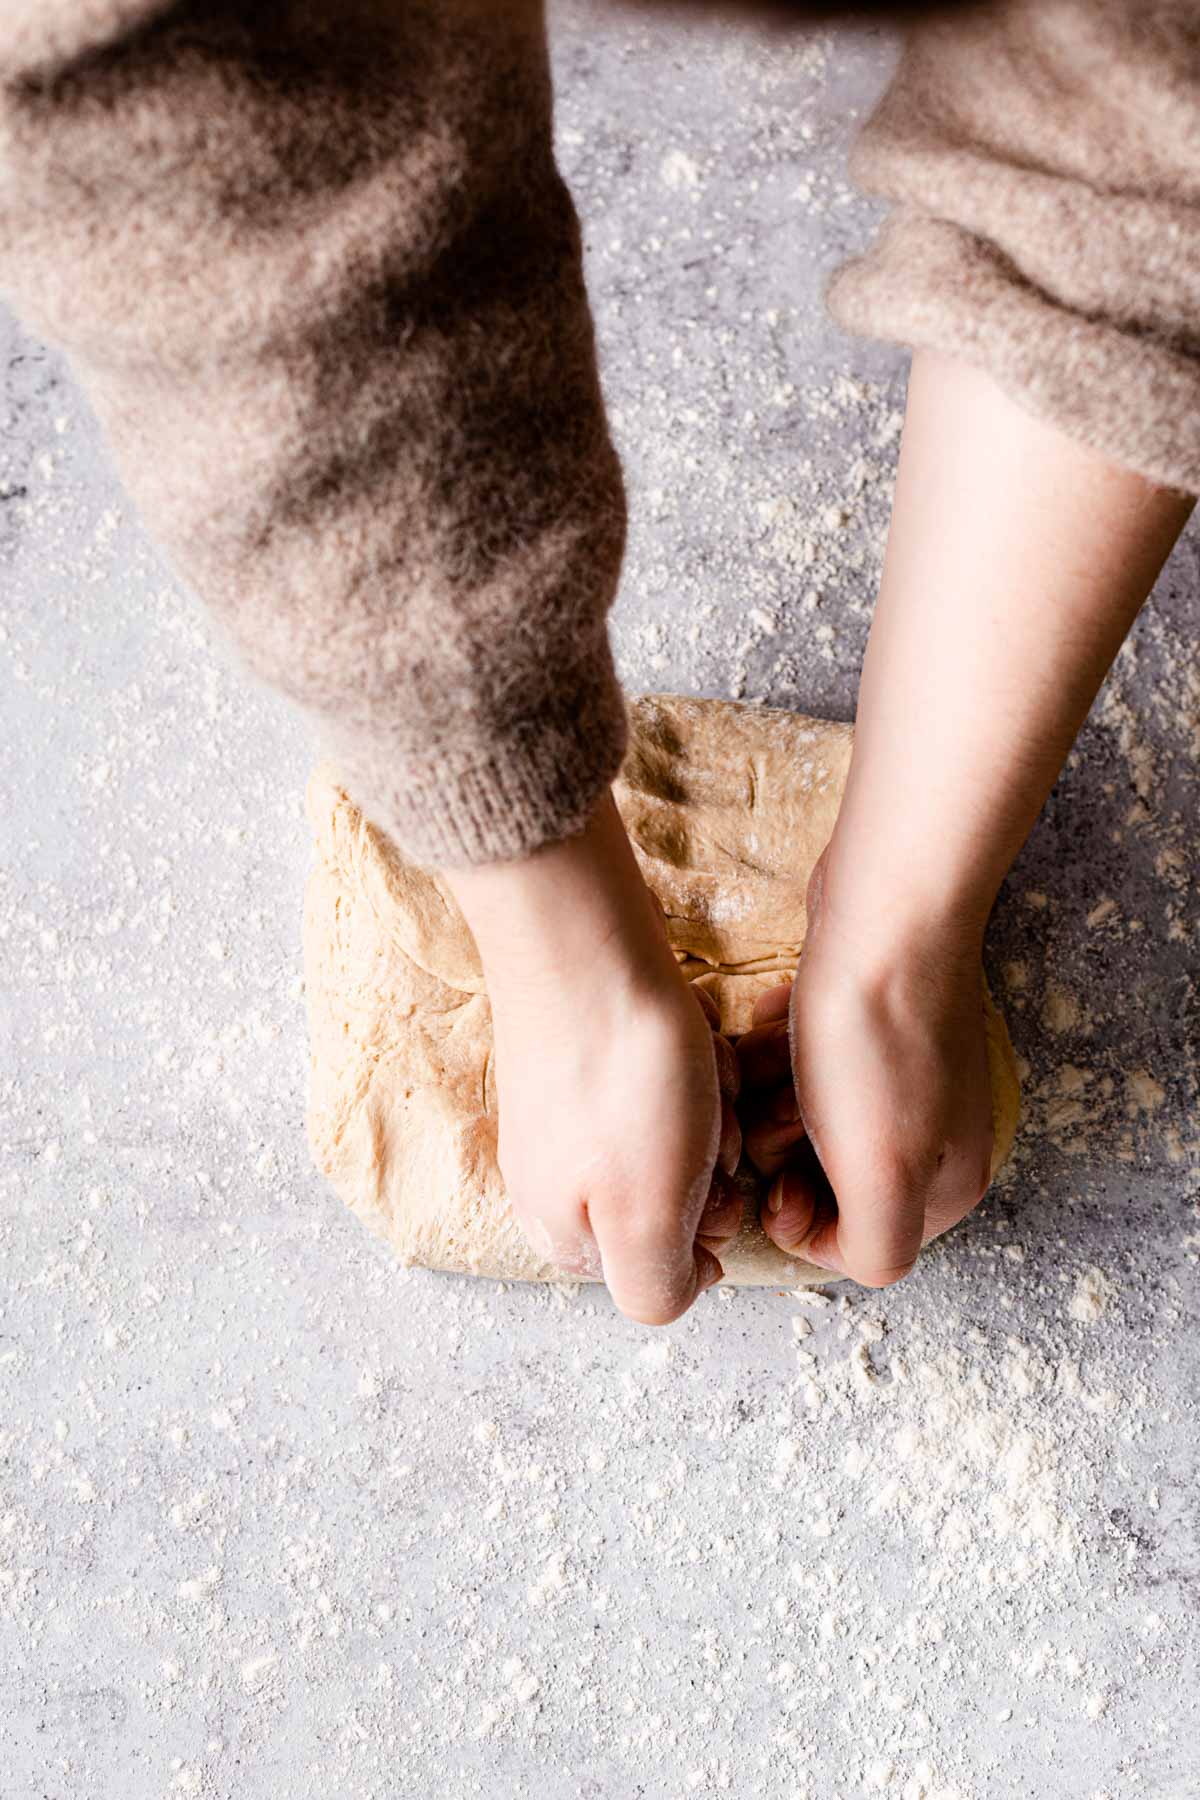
1069 1267 1115 1325
2 13 1198 1794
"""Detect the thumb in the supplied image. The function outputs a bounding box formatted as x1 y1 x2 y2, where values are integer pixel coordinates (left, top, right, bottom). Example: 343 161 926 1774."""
764 1131 925 1288
599 1204 723 1324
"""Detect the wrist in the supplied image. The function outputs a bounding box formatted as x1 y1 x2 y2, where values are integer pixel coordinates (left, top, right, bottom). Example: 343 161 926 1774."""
445 791 676 1002
810 823 989 982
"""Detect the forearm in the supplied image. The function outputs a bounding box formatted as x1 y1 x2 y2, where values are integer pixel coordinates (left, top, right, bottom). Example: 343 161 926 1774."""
824 351 1193 946
0 0 626 868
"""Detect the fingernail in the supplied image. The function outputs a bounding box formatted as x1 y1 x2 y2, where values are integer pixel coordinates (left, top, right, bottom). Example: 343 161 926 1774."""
767 1176 784 1215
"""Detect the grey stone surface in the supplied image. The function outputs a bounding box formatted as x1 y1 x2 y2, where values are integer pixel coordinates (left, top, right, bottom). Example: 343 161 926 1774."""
0 6 1196 1797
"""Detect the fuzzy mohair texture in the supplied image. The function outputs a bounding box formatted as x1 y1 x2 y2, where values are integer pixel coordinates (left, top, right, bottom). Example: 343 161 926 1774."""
0 0 1196 865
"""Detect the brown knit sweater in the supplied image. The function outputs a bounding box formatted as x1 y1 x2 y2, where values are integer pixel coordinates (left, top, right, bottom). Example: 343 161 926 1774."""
1 1 1196 866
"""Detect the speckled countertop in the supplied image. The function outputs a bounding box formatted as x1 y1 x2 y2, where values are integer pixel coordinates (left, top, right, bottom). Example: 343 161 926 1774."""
1 6 1197 1797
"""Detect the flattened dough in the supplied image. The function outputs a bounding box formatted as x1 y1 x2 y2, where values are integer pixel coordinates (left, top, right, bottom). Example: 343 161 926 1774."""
303 695 1021 1287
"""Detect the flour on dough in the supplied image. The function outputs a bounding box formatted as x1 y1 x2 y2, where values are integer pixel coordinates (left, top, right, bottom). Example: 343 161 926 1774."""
302 694 1021 1287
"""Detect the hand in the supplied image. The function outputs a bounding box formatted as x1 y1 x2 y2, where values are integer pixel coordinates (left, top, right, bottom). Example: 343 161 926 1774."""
446 793 742 1325
735 349 1190 1284
737 849 993 1286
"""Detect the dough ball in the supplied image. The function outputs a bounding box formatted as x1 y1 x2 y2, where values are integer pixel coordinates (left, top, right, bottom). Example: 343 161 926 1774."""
303 695 1020 1287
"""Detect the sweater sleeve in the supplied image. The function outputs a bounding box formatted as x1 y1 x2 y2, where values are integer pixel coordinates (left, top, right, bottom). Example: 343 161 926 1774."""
829 0 1200 495
0 0 629 866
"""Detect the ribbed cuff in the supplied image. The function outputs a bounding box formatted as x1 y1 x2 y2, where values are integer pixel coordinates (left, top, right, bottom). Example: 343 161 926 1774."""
829 214 1200 497
320 655 630 869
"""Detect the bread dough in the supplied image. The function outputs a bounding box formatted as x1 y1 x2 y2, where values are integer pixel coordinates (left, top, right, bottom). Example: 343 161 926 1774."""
302 694 1021 1287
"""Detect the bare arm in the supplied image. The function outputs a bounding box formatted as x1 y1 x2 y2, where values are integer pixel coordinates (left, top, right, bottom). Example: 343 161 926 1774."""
743 351 1192 1285
828 351 1193 945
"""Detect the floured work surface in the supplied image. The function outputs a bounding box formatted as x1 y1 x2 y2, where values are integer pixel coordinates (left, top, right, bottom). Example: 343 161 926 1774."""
303 695 1020 1286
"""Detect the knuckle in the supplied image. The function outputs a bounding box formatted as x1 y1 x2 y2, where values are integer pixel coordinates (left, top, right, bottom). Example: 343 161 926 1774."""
598 1236 694 1322
700 1189 736 1231
713 1035 740 1097
846 1259 918 1289
597 1188 690 1255
622 1304 682 1329
876 1151 937 1207
602 1238 699 1325
602 1211 674 1262
700 1225 740 1257
701 1187 741 1227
